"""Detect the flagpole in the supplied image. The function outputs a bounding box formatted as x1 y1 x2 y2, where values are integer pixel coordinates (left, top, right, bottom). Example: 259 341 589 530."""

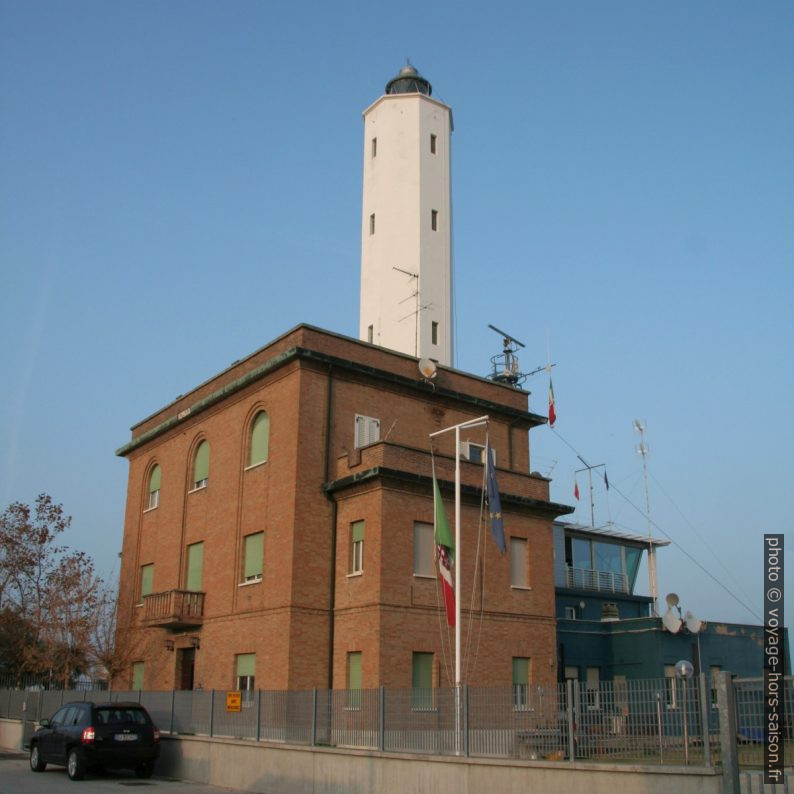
454 423 462 689
429 414 489 756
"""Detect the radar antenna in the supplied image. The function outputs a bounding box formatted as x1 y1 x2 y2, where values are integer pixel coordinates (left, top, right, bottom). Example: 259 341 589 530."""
487 325 554 388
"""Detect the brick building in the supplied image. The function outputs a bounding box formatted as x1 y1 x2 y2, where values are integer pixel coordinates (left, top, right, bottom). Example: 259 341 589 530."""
115 324 573 693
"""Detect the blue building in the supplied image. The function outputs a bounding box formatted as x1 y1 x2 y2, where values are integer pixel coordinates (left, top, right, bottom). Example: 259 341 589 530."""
554 521 785 689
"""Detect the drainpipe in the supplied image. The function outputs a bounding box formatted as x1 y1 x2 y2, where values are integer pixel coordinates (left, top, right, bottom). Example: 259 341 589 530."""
323 365 337 690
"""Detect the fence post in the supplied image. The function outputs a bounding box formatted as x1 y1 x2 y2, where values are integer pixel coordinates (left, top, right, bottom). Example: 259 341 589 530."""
698 672 712 766
256 689 262 742
378 686 385 752
566 679 575 761
311 688 317 747
716 671 739 794
463 684 470 757
170 689 175 735
209 689 215 737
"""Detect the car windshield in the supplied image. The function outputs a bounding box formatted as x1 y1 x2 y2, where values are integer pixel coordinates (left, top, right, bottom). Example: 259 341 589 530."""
95 708 149 726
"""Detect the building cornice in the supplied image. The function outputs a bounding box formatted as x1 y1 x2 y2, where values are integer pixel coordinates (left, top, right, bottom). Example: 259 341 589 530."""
116 346 546 458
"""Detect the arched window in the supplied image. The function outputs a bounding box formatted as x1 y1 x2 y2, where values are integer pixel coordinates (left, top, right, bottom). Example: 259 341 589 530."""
193 440 210 490
249 411 270 467
147 465 161 510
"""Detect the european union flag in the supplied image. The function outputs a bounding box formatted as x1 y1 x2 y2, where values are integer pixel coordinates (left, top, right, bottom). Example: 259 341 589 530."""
486 441 506 554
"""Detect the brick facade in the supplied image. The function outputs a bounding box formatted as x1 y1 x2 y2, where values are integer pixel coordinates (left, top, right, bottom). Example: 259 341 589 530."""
115 325 572 693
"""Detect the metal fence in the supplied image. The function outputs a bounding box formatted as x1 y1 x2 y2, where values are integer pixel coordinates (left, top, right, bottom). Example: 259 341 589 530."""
734 676 794 769
2 674 791 769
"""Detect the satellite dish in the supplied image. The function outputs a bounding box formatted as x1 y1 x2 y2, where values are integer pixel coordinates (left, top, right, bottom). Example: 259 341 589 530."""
418 358 437 379
665 592 680 608
662 608 682 634
684 610 704 634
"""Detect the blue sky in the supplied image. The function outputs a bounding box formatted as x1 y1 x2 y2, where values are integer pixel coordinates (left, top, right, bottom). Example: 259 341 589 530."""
1 1 792 627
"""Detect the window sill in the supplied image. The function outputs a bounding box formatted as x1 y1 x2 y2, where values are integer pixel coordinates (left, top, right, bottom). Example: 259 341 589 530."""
413 574 436 580
238 577 263 587
135 603 143 608
510 585 532 591
143 505 158 514
188 483 207 494
347 571 363 579
244 460 268 472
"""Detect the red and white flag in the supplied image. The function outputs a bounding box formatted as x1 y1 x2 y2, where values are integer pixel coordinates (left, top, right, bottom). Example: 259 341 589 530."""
433 471 455 627
548 378 556 427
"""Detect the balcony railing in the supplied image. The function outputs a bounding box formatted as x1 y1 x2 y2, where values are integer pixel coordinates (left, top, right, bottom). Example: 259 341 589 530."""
143 590 205 629
565 566 628 594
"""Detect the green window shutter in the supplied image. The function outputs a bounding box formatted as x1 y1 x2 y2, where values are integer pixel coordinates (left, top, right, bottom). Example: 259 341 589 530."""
351 520 365 542
236 653 256 678
149 465 161 493
249 412 270 466
412 652 433 709
132 662 144 691
512 657 529 686
244 532 264 580
186 542 204 591
194 441 210 484
348 652 362 690
140 564 154 598
412 652 433 689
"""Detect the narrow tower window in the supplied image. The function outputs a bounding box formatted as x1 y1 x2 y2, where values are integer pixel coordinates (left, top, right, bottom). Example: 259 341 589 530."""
431 321 439 346
369 213 375 235
431 209 438 231
430 133 437 154
367 325 374 343
371 137 377 157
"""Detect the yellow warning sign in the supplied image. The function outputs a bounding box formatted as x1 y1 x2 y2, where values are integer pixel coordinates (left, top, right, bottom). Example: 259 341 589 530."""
226 691 242 712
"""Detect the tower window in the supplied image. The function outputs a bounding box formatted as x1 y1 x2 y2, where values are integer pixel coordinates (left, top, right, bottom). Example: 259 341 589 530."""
431 321 438 346
367 324 374 343
369 213 375 235
430 134 437 154
371 137 377 157
431 210 438 231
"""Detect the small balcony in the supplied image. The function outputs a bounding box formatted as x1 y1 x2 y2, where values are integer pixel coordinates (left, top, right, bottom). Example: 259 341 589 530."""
565 566 628 594
143 590 205 630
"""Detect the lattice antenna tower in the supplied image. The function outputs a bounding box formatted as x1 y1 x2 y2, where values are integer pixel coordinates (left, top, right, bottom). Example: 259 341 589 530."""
634 419 659 615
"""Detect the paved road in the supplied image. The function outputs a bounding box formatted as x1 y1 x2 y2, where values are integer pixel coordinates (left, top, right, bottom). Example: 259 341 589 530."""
0 751 259 794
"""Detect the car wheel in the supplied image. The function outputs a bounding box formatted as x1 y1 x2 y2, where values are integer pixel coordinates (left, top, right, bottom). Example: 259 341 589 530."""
29 743 46 772
135 760 155 779
66 747 85 781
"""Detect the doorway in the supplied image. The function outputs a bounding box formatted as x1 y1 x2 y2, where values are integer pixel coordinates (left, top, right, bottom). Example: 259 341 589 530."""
177 648 195 690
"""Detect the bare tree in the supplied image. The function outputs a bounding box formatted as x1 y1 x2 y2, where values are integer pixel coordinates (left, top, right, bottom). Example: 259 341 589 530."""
0 494 113 686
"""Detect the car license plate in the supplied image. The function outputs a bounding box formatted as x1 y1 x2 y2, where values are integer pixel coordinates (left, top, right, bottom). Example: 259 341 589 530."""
115 733 138 741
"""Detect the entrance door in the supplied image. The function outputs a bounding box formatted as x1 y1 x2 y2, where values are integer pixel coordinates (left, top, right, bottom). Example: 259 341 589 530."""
178 648 195 690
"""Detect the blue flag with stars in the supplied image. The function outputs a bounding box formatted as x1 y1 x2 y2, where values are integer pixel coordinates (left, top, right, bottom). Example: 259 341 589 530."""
486 441 506 553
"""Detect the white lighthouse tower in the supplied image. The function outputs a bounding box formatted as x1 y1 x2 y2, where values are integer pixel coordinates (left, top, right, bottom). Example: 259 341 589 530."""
359 64 453 366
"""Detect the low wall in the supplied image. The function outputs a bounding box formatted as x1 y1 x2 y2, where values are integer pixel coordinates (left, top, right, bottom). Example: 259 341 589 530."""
159 735 722 794
0 719 24 751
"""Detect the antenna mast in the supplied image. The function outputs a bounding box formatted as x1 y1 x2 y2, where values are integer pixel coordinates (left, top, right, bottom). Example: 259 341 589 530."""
634 419 658 616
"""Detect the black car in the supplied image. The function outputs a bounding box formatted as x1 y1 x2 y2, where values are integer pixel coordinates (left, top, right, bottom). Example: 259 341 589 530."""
29 701 160 781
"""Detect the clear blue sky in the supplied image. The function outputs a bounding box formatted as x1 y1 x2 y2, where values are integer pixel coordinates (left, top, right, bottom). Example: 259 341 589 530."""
2 1 792 627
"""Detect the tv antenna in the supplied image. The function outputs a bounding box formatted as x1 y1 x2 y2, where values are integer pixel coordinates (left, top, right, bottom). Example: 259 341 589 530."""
487 325 553 388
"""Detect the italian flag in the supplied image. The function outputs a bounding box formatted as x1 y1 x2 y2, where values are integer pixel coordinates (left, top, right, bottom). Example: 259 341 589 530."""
548 378 556 427
433 471 455 627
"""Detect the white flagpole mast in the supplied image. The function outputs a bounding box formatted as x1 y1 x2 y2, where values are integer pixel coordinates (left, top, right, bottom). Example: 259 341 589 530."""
430 414 488 756
454 422 462 686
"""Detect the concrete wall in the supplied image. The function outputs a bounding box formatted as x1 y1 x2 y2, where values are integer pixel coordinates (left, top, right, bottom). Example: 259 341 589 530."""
158 734 721 794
